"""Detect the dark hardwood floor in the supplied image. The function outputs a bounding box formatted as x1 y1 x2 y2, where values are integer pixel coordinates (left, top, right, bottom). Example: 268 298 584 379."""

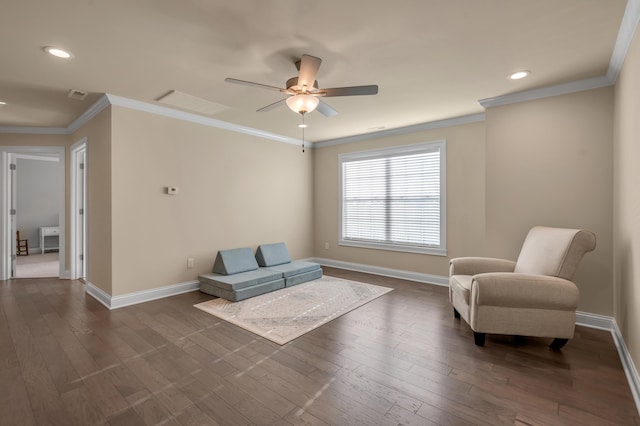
1 267 638 425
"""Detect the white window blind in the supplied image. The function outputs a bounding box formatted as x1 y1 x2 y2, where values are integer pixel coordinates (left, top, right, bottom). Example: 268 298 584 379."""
339 140 446 255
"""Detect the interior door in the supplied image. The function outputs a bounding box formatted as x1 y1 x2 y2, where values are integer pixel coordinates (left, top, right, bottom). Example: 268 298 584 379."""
78 149 86 279
72 145 87 280
8 153 17 277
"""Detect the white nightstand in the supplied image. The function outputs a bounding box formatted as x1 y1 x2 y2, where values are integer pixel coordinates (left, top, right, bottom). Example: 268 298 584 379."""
40 226 59 254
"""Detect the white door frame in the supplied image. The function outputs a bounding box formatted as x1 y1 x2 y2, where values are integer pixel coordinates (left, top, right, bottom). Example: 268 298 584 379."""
70 138 87 280
0 146 66 280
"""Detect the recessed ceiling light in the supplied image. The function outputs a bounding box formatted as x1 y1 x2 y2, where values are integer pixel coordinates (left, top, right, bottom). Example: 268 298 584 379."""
0 101 6 105
509 70 530 80
43 46 73 59
298 123 308 128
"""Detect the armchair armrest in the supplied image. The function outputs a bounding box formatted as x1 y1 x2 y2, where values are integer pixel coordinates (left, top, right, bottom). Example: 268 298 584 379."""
472 273 579 310
449 257 516 276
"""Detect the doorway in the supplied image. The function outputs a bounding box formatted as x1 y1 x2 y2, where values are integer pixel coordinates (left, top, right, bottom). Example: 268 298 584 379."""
1 146 65 280
13 153 62 278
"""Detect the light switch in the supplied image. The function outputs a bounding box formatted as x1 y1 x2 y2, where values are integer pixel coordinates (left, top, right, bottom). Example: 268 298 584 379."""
167 186 179 195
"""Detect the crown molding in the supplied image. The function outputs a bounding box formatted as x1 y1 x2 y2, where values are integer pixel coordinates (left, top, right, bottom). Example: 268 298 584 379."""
67 94 111 133
607 0 640 83
105 94 301 146
0 93 303 146
313 113 486 148
478 75 613 109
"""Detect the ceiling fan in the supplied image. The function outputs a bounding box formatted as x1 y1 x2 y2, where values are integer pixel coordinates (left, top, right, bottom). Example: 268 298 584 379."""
225 54 378 117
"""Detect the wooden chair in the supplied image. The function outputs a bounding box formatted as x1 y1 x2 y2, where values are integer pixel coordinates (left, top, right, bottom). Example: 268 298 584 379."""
16 231 29 256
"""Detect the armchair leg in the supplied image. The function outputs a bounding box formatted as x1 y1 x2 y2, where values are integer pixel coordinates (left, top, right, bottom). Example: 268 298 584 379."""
453 308 460 319
473 332 486 347
549 338 568 350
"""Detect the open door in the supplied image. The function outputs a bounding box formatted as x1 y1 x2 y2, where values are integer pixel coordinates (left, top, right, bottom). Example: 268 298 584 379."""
8 153 17 276
70 140 87 280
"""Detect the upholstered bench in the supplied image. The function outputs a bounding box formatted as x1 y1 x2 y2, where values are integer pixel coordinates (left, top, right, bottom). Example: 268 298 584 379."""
199 247 284 301
256 242 322 287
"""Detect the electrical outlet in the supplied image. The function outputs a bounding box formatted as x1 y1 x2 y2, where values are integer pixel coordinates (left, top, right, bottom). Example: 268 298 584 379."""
324 242 329 250
187 258 194 268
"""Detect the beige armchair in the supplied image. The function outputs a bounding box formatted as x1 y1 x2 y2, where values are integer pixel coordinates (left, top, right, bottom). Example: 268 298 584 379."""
449 226 596 349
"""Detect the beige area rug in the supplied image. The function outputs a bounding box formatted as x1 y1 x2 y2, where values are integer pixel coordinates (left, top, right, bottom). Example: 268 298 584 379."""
194 275 393 345
15 252 59 278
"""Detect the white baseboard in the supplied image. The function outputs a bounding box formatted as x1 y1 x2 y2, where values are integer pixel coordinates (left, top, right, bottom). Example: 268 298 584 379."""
85 281 111 309
85 280 200 310
310 257 449 286
612 319 640 415
575 311 615 330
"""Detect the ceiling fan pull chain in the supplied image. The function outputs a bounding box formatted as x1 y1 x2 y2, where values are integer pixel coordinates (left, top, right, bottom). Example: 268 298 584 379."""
301 113 305 153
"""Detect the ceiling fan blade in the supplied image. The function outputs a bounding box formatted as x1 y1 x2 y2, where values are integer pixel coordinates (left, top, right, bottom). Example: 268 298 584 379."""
316 100 338 117
224 78 284 92
297 54 322 88
256 98 287 112
323 85 378 97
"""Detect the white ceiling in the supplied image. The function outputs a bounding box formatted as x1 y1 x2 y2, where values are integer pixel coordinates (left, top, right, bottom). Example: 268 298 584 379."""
0 0 629 142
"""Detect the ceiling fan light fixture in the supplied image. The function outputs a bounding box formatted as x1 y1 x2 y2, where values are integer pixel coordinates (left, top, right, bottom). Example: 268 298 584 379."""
286 94 319 114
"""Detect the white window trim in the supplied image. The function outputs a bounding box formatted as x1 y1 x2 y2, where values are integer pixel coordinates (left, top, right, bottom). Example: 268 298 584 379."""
338 140 447 256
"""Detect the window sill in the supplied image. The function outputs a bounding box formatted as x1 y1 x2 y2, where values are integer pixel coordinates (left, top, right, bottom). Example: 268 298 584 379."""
338 240 447 256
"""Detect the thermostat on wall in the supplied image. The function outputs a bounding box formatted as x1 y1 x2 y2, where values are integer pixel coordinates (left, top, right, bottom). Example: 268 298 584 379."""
167 186 179 195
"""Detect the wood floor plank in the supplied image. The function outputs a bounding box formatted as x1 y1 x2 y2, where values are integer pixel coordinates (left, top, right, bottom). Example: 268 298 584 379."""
0 366 37 426
331 367 423 414
175 404 221 426
82 372 132 418
194 392 253 426
225 369 297 416
4 306 72 424
131 395 179 426
282 408 329 426
383 403 445 426
59 386 108 426
1 272 639 425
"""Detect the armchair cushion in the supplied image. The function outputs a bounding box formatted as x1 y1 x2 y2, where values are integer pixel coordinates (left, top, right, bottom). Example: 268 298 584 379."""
449 257 516 276
450 274 473 305
514 226 596 280
471 273 579 310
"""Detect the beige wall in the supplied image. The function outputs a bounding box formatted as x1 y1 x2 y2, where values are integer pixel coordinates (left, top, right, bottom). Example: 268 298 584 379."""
314 88 614 317
71 107 113 295
485 88 614 315
313 121 486 277
614 24 640 380
109 107 314 296
0 133 69 147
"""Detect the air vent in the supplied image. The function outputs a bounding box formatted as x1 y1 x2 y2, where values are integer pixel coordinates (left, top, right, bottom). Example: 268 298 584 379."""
156 90 229 116
67 89 88 100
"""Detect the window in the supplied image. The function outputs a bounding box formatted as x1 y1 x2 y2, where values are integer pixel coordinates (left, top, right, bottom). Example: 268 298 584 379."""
339 140 446 255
